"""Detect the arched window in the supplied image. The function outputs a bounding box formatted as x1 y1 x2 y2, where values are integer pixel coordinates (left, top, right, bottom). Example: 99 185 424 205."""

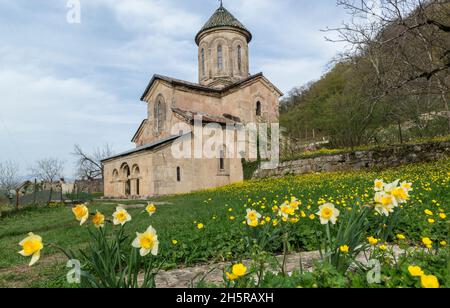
112 169 119 179
201 48 205 77
256 101 262 116
219 147 225 171
154 95 166 134
176 167 181 182
217 45 223 70
237 45 242 72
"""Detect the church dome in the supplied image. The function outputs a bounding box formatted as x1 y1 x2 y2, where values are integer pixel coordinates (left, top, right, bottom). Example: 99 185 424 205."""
195 4 252 45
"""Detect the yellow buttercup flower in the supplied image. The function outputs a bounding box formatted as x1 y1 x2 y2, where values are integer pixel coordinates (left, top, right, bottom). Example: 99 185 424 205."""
146 203 157 216
232 263 247 277
408 266 424 277
440 241 447 247
72 203 89 225
92 211 105 228
132 226 159 256
439 213 446 219
428 219 435 224
367 236 378 246
172 240 178 245
396 234 406 240
279 204 295 219
421 275 440 289
226 272 238 281
18 233 44 266
197 223 204 230
422 237 433 249
112 206 132 226
379 244 387 251
340 245 349 254
316 203 339 225
424 209 433 216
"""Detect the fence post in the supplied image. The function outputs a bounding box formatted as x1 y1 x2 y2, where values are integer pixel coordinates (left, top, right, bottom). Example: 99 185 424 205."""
15 189 19 211
33 179 37 206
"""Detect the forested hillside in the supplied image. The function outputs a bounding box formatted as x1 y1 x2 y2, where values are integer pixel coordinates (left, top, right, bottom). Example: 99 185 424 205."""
281 0 449 149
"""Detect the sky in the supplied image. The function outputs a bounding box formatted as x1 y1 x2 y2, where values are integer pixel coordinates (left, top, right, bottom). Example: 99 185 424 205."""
0 0 348 178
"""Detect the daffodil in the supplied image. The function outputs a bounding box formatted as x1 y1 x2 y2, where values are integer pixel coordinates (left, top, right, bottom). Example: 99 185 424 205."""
374 179 384 192
246 209 262 225
18 233 43 266
132 226 159 256
391 187 409 203
146 203 157 216
72 203 89 225
112 206 132 226
279 204 295 219
374 192 397 216
421 275 440 289
316 203 339 225
408 265 424 277
92 211 105 228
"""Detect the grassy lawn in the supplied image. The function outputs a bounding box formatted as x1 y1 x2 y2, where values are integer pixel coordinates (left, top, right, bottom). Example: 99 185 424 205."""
0 159 448 287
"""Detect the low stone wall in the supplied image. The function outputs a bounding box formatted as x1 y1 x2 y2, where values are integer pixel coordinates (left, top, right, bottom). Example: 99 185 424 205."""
253 141 450 179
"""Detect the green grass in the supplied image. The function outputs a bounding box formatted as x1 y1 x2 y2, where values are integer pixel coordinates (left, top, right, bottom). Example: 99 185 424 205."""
0 158 448 287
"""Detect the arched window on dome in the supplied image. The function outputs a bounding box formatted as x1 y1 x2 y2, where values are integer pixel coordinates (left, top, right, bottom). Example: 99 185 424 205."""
237 45 242 72
201 48 205 77
217 45 223 70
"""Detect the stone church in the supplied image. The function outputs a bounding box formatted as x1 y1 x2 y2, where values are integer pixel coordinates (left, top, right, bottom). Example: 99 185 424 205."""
102 4 282 198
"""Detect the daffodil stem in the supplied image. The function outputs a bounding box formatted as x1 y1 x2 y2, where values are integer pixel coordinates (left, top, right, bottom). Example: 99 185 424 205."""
326 224 332 263
282 232 288 276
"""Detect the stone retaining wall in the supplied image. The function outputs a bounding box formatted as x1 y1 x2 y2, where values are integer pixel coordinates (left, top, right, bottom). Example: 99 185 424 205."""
253 141 450 179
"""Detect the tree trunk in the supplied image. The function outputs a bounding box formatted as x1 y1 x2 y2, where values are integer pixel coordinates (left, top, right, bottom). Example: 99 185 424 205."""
33 179 37 207
398 121 403 144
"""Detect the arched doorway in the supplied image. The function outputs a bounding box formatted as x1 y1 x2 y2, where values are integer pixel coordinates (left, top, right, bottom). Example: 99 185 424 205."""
132 165 140 196
121 163 131 196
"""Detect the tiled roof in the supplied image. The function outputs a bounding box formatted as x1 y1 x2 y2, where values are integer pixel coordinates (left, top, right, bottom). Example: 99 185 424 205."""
140 72 283 101
101 135 185 162
195 5 252 45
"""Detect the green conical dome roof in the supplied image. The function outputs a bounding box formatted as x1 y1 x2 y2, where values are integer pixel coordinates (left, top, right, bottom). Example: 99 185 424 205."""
195 5 252 45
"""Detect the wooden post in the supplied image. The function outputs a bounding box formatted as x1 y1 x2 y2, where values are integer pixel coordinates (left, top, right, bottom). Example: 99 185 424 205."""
33 179 37 206
15 189 19 211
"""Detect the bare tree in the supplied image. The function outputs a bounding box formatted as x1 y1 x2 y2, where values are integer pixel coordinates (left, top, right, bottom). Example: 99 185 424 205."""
0 161 21 193
72 144 113 180
325 0 450 132
29 158 64 183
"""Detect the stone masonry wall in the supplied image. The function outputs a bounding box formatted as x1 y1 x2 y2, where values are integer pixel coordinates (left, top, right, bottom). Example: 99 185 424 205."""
253 141 450 179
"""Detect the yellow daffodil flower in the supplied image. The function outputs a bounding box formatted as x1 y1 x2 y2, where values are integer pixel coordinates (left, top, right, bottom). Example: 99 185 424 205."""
92 211 105 228
18 233 44 266
72 203 89 225
146 203 157 216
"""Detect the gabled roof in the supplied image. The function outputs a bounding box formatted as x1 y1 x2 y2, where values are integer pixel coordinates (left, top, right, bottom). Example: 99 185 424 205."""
131 119 147 143
195 5 252 45
140 73 283 101
101 135 186 163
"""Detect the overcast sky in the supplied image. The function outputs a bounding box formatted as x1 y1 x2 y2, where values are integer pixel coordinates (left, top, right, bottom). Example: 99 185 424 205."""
0 0 348 178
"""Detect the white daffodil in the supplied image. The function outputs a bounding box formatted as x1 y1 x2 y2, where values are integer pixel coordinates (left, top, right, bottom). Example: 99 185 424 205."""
316 203 340 225
374 179 384 192
383 180 400 193
18 233 44 266
72 203 89 226
246 209 262 225
112 206 132 226
374 192 397 216
132 226 159 257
